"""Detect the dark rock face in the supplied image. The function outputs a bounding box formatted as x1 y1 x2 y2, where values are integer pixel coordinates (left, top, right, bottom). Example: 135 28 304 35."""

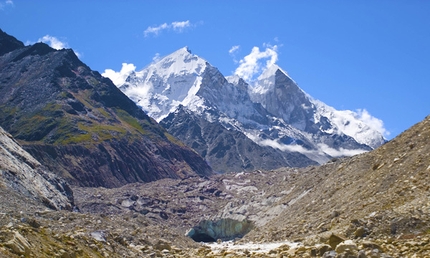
258 69 315 131
159 65 318 173
25 138 212 188
0 29 24 56
253 68 375 151
161 106 317 173
0 30 212 187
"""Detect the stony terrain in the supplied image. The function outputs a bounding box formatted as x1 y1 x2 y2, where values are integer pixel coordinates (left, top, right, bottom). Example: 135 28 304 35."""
1 28 430 257
0 115 429 257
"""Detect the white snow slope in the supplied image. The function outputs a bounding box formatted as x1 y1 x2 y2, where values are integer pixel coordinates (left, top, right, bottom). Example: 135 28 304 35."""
105 47 386 164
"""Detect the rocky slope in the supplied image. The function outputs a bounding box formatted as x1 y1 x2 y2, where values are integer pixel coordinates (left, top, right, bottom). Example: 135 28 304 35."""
0 126 73 210
111 47 385 173
161 106 317 173
0 30 212 187
0 29 428 257
1 115 426 257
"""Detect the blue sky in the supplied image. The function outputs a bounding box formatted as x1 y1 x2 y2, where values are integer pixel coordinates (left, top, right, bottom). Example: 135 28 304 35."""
1 1 429 139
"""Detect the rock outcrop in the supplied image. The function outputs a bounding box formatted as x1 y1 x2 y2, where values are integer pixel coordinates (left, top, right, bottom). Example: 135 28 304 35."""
0 126 73 210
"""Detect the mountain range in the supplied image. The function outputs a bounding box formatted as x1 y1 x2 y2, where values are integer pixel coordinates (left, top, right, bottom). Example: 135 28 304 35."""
0 29 212 187
0 29 429 257
113 47 386 173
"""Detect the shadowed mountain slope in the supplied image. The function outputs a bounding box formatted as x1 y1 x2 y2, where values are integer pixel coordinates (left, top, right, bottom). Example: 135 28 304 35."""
0 30 212 187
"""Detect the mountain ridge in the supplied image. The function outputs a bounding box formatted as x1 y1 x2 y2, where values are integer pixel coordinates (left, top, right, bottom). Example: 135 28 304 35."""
112 47 385 172
0 30 212 187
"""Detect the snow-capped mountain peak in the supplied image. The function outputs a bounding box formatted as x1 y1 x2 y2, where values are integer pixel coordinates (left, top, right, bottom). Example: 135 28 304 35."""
112 47 386 170
119 47 208 121
153 46 205 75
257 64 282 80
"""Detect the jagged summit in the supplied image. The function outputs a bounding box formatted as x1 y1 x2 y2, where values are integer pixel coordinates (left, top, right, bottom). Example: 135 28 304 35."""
183 46 192 54
120 46 209 121
112 47 386 171
257 64 282 79
0 28 25 56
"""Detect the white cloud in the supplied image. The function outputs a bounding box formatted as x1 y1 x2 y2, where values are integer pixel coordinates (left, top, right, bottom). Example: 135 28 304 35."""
234 45 278 82
152 53 161 62
102 63 136 86
229 45 241 64
172 20 191 31
144 20 193 37
356 109 390 137
144 23 169 37
37 35 81 58
260 139 313 154
260 138 367 159
229 45 240 54
6 0 13 5
39 35 68 50
317 143 367 157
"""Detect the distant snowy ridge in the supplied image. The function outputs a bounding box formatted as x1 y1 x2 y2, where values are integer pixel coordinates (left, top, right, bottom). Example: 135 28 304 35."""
311 100 386 148
104 47 386 167
248 64 385 149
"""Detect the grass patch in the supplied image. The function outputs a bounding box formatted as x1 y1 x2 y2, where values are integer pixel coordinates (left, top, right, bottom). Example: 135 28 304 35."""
78 123 127 141
115 109 147 134
97 108 110 119
164 132 185 147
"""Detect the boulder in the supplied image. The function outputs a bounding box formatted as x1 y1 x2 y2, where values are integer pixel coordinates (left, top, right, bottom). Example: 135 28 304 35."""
335 239 358 254
354 226 366 238
5 231 31 256
361 240 383 251
316 244 332 256
328 233 345 249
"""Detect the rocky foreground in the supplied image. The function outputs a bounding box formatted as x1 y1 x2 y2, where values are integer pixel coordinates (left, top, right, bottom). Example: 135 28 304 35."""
0 110 429 257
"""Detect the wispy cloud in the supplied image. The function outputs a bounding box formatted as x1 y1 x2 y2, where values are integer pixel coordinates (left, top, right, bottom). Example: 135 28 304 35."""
37 35 81 58
258 138 366 160
229 45 240 55
317 143 367 157
229 45 240 64
171 20 191 31
234 44 278 82
38 35 68 50
102 63 136 86
0 0 13 10
152 53 161 62
356 109 390 138
144 20 193 37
